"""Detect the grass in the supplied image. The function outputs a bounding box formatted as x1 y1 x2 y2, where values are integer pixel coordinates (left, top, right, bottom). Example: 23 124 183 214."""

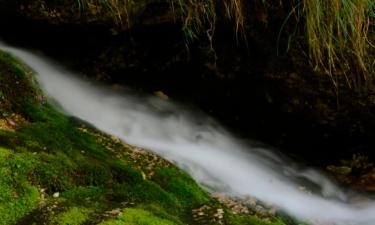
299 0 375 89
73 0 374 89
171 0 216 41
75 0 245 42
76 0 132 28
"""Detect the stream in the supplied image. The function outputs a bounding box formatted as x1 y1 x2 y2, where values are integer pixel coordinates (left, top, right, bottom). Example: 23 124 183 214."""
1 41 375 225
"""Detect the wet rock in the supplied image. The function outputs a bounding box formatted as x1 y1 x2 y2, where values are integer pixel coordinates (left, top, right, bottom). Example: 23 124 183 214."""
154 91 169 100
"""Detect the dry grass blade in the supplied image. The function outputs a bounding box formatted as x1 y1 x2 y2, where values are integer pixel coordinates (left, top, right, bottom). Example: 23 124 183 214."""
223 0 245 35
76 0 132 28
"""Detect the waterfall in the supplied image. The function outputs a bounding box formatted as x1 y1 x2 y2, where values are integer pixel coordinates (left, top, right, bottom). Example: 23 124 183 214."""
1 41 374 225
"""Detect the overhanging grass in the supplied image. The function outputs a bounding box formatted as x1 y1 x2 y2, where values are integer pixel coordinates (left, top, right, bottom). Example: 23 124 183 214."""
300 0 375 88
76 0 132 28
74 0 374 89
76 0 245 40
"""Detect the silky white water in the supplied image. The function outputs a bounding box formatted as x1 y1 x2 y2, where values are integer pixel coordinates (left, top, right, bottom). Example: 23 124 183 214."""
1 41 375 225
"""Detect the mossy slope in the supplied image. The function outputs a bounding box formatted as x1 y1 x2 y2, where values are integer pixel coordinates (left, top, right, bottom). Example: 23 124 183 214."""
0 50 290 225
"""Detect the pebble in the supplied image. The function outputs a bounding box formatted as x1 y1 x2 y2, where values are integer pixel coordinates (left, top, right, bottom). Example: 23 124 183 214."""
108 208 122 215
5 118 17 127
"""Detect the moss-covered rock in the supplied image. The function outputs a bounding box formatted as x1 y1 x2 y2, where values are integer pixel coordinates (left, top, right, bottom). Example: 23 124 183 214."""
0 50 292 224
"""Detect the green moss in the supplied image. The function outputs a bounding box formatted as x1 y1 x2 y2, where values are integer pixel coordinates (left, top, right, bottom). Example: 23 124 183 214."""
0 51 40 118
114 181 181 213
0 147 39 225
137 204 185 225
33 151 77 192
152 168 210 209
225 213 287 225
61 186 106 202
99 208 179 225
51 207 92 225
77 160 113 186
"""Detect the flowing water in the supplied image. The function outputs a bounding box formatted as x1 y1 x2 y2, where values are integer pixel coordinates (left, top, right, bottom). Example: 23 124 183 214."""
1 41 375 225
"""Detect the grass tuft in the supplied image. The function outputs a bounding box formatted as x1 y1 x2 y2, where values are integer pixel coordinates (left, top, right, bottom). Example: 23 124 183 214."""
76 0 246 43
300 0 375 88
76 0 133 28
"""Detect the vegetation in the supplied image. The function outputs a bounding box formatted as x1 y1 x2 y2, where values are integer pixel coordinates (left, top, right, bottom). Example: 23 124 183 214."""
76 0 132 27
75 0 244 40
51 207 93 225
300 0 375 88
327 154 375 188
0 50 293 224
74 0 374 88
0 147 39 225
98 208 179 225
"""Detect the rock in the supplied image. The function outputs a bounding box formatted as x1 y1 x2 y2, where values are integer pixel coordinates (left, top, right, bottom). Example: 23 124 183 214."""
52 192 59 198
141 171 146 180
5 118 16 127
108 208 122 215
0 118 14 131
154 91 169 100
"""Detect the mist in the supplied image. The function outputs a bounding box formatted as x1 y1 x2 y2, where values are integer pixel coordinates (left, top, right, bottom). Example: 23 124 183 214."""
1 41 375 225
